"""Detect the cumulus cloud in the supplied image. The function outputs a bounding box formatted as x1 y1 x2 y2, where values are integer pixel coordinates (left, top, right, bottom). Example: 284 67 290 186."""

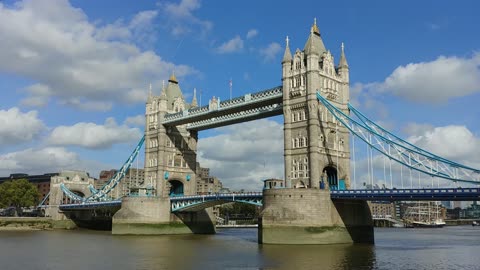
48 117 142 149
246 29 258 39
216 36 244 54
59 98 113 112
124 115 145 126
406 124 480 165
198 119 284 190
158 0 213 37
350 123 480 189
0 147 108 177
0 0 196 110
374 54 480 103
259 42 282 62
0 107 45 146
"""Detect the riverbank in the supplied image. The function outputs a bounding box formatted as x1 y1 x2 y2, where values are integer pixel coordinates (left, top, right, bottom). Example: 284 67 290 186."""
0 217 77 230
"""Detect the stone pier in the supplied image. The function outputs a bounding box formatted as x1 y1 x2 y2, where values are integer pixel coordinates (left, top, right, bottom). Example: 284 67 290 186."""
259 188 373 244
112 196 215 235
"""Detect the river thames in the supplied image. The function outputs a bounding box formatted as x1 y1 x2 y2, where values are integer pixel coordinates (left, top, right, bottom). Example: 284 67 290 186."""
0 226 478 270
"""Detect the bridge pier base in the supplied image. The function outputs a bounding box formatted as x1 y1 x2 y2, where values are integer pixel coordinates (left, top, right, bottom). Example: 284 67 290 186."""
259 189 374 245
112 196 215 235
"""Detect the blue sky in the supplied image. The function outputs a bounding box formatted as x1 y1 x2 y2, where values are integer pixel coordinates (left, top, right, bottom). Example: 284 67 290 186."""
0 0 479 190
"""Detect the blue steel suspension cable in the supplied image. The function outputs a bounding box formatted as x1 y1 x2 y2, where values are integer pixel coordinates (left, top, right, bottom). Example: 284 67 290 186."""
317 92 479 185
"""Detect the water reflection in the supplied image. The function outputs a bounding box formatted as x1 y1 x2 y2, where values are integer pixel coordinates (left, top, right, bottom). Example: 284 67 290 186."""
260 242 375 270
1 227 479 270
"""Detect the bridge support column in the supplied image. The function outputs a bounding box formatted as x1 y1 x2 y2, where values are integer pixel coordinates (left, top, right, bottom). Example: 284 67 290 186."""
259 189 373 244
112 197 215 235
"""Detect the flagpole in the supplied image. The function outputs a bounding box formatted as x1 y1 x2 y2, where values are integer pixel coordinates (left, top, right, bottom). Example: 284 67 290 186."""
229 78 232 100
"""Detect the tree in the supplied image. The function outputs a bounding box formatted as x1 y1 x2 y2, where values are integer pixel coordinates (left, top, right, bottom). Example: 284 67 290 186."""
219 202 259 219
0 179 40 216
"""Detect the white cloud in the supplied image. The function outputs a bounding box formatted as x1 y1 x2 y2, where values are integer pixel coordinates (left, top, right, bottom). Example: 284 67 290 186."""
48 117 142 149
350 123 480 189
0 147 108 177
375 54 480 103
259 42 282 62
158 0 212 37
198 119 284 191
0 107 45 146
402 123 434 137
406 124 480 166
216 36 244 54
0 0 196 110
59 98 113 112
246 29 258 39
124 115 145 126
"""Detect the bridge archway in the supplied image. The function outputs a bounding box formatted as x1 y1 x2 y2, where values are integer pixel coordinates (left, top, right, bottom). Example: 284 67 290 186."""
323 166 338 190
294 181 306 188
169 180 184 197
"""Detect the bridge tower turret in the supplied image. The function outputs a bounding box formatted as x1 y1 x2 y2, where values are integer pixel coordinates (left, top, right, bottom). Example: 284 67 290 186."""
260 19 372 245
144 74 198 198
114 74 214 235
281 19 351 191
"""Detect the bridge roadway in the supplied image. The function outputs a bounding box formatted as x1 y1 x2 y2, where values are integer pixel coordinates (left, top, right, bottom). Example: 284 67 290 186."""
58 187 480 212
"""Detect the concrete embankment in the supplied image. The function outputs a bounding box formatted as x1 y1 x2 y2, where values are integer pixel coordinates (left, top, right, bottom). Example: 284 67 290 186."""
0 217 77 231
445 219 478 226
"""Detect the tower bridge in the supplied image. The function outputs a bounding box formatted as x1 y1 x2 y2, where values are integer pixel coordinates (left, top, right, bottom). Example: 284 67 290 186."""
49 20 480 245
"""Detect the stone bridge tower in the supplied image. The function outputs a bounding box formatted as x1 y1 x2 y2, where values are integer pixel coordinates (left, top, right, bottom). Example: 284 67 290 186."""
259 20 373 245
144 75 198 197
282 19 351 190
113 75 215 235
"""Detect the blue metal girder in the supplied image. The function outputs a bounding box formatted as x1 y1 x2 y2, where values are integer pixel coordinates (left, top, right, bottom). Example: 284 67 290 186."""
170 192 263 212
60 136 145 203
331 188 480 201
59 200 122 211
316 92 480 185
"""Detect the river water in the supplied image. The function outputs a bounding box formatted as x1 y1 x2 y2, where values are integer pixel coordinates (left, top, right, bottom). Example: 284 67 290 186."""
0 226 478 270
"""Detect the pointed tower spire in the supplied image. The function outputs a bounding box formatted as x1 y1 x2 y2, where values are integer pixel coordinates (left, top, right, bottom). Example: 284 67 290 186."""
191 87 198 107
282 35 292 63
149 83 152 97
304 18 326 55
160 80 167 100
339 42 348 68
312 17 320 35
168 70 178 84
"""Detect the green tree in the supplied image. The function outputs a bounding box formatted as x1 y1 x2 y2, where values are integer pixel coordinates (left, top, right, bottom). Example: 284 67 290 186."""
0 179 40 216
219 202 259 218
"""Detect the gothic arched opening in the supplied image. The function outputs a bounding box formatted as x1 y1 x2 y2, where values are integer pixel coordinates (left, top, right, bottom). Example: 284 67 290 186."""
169 180 184 197
72 191 85 197
295 181 306 189
323 166 338 190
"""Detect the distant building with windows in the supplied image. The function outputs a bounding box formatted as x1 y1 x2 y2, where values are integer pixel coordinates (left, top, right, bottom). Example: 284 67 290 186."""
96 168 145 197
195 162 223 195
0 173 58 205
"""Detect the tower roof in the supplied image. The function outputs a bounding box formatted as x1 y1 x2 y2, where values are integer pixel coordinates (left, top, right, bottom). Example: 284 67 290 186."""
165 73 184 110
282 36 292 63
191 88 198 107
339 42 349 68
168 72 178 84
303 18 326 55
